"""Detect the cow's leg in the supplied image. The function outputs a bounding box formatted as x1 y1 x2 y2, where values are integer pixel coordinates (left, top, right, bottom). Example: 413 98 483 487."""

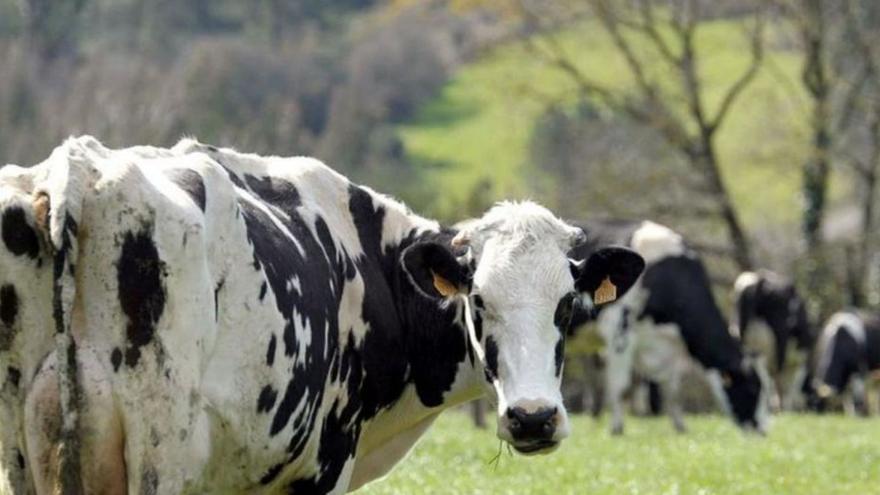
783 364 809 410
851 374 870 417
767 375 782 414
117 385 211 495
599 306 634 436
662 361 687 434
0 392 33 495
24 348 126 495
606 359 631 436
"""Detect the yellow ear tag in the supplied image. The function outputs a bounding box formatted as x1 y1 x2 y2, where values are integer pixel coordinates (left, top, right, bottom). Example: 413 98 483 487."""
432 270 458 298
594 277 617 305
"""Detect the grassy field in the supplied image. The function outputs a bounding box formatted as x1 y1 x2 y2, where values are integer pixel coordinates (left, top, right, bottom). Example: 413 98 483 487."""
355 412 880 495
398 17 846 226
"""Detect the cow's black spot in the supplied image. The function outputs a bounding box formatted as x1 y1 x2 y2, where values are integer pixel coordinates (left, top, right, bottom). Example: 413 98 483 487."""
266 334 276 366
214 279 224 322
110 348 122 372
164 169 206 212
259 281 268 301
0 285 19 327
244 175 301 213
484 336 499 383
554 337 564 377
286 401 360 495
259 463 285 485
7 367 20 388
149 427 161 448
349 185 466 409
1 206 39 259
117 228 166 368
0 285 19 351
237 192 342 448
141 465 159 495
218 162 246 189
348 186 384 259
0 284 19 352
257 385 278 413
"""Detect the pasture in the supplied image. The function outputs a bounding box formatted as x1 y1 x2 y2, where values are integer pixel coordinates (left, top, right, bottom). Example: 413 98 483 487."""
357 412 880 495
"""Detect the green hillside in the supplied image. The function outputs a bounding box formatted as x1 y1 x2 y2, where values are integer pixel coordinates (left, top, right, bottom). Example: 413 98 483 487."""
399 18 824 226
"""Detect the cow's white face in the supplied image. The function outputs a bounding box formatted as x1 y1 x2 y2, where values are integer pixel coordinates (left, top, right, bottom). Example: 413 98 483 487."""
402 202 644 455
466 225 577 454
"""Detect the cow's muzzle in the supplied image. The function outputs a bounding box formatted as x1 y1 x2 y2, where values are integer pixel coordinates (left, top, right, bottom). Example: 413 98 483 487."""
498 401 566 455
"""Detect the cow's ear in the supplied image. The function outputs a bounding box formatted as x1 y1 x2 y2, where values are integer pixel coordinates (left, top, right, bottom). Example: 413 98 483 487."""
573 246 644 309
402 241 470 300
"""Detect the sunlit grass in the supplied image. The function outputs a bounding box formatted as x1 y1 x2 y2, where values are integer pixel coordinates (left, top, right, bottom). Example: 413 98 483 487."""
356 412 880 495
398 18 830 226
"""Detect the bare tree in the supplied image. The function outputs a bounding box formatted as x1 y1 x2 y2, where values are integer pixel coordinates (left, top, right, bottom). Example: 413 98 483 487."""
773 0 880 311
835 0 880 305
521 0 764 271
772 0 838 314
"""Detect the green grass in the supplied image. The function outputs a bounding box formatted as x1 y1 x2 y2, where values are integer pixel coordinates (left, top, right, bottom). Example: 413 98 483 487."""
399 17 842 225
355 412 880 495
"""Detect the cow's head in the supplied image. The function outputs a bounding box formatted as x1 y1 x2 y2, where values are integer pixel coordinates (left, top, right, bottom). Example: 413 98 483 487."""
403 202 643 454
716 354 771 434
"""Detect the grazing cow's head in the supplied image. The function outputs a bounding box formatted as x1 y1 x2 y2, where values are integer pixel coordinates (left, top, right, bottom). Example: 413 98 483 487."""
403 202 643 454
716 354 771 434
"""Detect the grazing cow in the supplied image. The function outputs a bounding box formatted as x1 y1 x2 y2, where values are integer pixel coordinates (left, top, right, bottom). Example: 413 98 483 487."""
570 219 770 435
813 311 880 415
0 137 643 494
731 270 815 410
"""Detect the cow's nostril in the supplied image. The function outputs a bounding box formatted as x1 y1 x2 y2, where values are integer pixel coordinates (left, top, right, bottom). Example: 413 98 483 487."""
509 418 521 432
542 419 555 437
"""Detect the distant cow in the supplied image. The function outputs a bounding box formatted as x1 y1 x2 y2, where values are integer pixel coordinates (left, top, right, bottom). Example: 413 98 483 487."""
731 270 815 410
0 137 643 494
813 311 880 415
570 220 770 435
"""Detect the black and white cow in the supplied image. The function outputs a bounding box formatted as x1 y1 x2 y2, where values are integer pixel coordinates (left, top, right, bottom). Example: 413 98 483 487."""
0 137 644 494
570 219 771 435
731 270 815 410
813 310 880 415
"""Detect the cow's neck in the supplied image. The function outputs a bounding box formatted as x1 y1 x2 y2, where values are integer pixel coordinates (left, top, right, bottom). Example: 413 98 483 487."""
347 184 485 413
345 190 486 487
384 228 485 410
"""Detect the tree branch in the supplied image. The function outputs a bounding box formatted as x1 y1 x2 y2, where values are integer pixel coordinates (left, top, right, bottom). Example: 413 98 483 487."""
708 8 766 133
835 0 878 134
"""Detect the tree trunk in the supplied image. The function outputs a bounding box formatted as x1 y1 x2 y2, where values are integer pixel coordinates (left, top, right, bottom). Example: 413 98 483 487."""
802 114 831 251
857 113 880 307
692 139 754 271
